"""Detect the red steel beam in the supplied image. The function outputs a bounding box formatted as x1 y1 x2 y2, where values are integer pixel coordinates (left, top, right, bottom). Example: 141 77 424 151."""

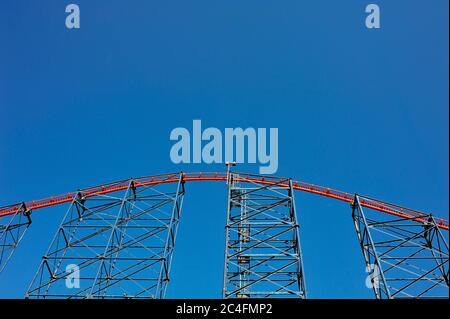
0 172 448 230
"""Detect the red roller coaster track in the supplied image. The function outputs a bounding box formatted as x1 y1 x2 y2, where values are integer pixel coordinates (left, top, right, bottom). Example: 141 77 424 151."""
0 171 448 230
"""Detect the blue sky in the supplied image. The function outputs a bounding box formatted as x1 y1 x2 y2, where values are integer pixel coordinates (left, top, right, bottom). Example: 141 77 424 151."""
0 0 448 298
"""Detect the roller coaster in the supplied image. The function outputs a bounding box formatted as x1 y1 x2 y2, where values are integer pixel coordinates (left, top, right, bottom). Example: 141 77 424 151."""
0 171 448 299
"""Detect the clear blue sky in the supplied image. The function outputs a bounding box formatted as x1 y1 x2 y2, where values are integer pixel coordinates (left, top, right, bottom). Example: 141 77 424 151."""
0 0 448 298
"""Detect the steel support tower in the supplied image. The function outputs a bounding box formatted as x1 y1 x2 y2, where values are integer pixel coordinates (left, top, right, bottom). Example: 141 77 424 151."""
25 173 185 299
352 195 449 298
0 203 31 273
222 173 307 298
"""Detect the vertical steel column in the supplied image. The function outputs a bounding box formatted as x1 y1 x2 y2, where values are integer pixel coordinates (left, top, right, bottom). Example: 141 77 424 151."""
352 195 390 299
222 173 307 298
25 173 185 299
352 195 449 298
0 203 31 274
156 174 185 298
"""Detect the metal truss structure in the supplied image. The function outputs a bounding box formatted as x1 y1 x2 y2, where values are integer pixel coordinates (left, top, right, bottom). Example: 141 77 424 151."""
0 203 31 273
352 195 449 299
0 171 447 299
25 174 185 299
222 173 306 298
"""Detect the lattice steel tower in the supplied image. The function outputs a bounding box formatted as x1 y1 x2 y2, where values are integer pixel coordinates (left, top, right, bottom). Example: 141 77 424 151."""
352 195 449 298
222 173 307 298
25 174 185 299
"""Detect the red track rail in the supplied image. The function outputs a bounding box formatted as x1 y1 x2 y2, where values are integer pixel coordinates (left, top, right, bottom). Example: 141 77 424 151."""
0 172 448 230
